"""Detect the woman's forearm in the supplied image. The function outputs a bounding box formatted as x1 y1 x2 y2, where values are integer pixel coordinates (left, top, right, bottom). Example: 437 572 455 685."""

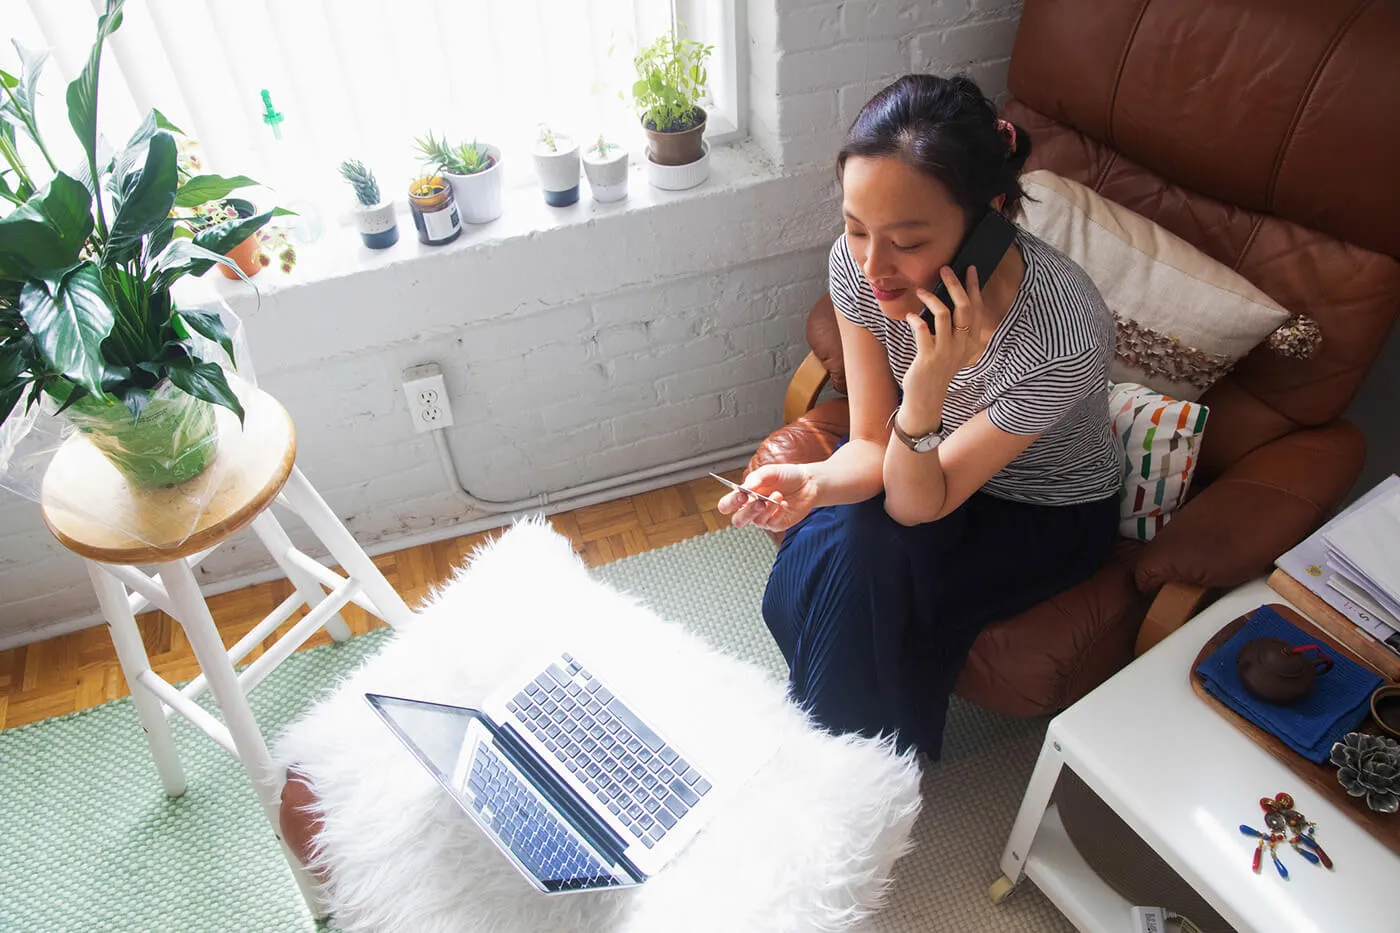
803 437 888 508
882 394 950 525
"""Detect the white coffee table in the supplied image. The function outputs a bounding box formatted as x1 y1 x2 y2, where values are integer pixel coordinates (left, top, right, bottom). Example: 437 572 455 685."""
994 579 1400 932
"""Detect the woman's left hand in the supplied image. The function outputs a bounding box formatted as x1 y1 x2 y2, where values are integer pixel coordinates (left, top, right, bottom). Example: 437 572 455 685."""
900 265 986 427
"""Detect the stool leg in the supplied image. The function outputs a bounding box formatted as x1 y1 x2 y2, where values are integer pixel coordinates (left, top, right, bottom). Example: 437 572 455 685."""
87 563 187 797
279 468 415 628
158 559 327 918
250 512 352 642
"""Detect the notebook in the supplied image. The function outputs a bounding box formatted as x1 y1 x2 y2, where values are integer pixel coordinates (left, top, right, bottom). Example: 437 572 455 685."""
366 647 771 894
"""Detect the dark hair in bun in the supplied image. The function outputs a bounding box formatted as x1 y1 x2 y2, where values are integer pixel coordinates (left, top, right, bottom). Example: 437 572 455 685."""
838 73 1032 225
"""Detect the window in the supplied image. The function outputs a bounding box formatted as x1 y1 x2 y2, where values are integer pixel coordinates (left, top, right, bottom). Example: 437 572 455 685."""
3 0 745 207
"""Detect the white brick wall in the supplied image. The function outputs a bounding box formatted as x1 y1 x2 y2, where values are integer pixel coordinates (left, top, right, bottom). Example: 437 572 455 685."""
0 0 1029 644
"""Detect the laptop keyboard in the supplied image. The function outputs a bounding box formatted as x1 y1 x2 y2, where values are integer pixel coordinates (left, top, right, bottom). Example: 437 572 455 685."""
466 740 619 892
508 652 713 849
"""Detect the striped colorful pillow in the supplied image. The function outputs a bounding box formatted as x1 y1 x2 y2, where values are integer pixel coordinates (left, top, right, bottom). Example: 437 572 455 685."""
1108 382 1210 541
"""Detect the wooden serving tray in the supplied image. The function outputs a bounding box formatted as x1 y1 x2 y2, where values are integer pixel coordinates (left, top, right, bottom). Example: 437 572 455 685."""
1190 603 1400 858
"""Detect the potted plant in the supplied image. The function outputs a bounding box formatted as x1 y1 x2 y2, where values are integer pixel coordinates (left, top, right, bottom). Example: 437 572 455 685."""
582 134 629 203
532 124 580 207
633 30 713 189
0 0 279 487
406 174 461 245
413 131 502 225
339 159 399 249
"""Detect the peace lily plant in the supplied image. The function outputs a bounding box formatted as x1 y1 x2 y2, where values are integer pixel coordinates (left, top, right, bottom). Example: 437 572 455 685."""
0 0 285 486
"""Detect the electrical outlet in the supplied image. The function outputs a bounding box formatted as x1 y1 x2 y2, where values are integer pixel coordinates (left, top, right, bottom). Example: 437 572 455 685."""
402 364 454 433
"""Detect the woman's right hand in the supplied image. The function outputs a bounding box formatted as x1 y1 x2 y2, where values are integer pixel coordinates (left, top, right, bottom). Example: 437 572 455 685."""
717 463 819 532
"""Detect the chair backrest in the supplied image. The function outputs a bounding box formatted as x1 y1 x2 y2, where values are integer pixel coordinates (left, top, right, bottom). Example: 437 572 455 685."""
1004 0 1400 480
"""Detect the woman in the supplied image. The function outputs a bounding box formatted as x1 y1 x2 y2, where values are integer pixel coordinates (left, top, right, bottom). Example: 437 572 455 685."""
719 74 1123 758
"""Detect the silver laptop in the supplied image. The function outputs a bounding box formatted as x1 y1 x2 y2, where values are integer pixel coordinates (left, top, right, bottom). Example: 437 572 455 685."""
366 646 770 894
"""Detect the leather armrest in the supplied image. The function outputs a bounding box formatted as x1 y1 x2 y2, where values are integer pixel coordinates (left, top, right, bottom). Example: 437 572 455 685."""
1135 421 1365 594
806 294 846 395
1134 581 1210 655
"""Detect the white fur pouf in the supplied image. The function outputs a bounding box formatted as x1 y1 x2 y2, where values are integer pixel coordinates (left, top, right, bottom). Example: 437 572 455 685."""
274 520 922 933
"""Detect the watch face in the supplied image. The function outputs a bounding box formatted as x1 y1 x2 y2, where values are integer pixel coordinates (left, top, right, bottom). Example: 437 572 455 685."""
914 433 941 453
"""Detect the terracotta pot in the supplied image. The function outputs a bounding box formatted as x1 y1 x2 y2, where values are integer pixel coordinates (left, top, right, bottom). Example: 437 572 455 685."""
218 234 262 280
644 107 707 167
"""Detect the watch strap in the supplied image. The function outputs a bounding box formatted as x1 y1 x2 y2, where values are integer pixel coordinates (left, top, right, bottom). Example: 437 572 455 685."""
887 408 943 452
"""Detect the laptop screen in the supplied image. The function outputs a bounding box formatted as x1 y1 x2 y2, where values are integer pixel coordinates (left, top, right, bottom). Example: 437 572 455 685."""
365 693 630 894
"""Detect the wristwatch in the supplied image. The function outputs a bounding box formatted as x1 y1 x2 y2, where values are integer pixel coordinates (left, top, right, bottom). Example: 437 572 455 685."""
887 408 944 453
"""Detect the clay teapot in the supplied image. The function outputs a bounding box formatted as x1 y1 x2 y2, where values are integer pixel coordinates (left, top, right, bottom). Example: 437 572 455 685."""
1236 638 1333 704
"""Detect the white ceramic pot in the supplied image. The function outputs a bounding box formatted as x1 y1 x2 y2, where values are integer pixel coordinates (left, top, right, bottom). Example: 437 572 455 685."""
351 200 399 249
444 144 504 224
582 145 629 203
533 135 581 206
645 140 709 191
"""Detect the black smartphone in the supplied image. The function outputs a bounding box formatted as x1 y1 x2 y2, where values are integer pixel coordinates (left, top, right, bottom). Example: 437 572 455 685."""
920 209 1018 335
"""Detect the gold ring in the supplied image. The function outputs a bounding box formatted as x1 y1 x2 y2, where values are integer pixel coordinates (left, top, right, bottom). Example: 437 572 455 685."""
954 324 971 334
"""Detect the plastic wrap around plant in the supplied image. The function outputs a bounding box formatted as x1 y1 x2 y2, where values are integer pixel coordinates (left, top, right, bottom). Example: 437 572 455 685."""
0 291 256 552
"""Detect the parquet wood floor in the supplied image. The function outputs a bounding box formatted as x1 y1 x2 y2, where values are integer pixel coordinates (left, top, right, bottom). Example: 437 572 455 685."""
0 469 746 731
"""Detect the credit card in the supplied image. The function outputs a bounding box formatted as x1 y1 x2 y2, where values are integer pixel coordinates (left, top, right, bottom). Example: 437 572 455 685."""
708 472 782 506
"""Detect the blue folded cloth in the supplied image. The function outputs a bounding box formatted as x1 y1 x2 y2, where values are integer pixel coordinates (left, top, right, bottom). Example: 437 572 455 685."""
1194 605 1382 762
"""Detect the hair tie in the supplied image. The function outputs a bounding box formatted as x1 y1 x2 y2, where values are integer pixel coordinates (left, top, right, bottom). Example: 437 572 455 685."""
995 118 1017 157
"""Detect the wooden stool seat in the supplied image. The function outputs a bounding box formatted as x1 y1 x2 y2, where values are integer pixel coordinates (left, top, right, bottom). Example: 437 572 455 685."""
40 387 296 565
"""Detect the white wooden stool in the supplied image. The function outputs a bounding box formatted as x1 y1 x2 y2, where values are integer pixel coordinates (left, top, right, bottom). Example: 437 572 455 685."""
39 386 414 917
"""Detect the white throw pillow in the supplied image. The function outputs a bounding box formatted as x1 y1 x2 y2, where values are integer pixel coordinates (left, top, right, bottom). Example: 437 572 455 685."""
1019 170 1292 401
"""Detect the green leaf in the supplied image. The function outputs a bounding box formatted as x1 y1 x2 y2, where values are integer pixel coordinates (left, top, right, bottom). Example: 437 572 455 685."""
0 70 15 90
166 358 243 424
192 209 272 259
108 131 177 255
120 384 150 422
11 41 50 131
150 238 243 289
270 206 297 217
173 309 235 362
17 264 114 395
0 383 21 424
53 382 90 415
0 173 93 279
172 173 259 208
66 0 127 233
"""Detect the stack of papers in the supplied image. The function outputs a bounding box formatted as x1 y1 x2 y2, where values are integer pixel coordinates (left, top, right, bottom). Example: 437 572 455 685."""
1277 474 1400 655
1323 480 1400 631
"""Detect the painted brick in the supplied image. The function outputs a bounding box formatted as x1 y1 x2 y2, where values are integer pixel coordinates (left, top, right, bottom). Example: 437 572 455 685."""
840 0 924 40
609 396 723 448
606 336 732 386
540 383 659 433
778 90 841 139
926 16 1022 67
658 352 780 404
779 40 905 96
780 4 842 52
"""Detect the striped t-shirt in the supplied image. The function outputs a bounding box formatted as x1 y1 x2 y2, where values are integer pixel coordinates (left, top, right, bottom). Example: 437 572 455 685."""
828 227 1123 506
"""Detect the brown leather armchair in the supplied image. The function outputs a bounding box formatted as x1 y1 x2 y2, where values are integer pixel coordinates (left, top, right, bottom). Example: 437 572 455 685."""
754 0 1400 717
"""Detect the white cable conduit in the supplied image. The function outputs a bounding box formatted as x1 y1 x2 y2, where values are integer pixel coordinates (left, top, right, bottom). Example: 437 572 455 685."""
429 430 758 515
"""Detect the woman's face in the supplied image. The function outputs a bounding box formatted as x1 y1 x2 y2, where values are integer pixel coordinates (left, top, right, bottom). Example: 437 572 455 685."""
841 155 967 321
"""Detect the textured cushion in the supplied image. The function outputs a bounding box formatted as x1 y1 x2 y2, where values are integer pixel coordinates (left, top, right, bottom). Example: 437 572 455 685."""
1018 169 1294 400
1109 382 1209 541
273 519 922 933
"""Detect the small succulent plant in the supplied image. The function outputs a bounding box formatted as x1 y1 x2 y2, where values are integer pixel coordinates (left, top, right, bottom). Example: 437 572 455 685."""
339 159 381 207
1330 732 1400 813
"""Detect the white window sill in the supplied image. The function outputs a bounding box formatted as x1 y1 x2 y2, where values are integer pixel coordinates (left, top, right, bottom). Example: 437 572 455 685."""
206 140 780 300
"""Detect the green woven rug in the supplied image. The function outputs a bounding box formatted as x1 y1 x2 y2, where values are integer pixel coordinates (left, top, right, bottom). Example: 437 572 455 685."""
0 526 1072 933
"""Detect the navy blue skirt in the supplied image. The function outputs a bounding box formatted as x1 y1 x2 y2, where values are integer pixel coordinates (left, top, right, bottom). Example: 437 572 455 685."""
762 488 1118 758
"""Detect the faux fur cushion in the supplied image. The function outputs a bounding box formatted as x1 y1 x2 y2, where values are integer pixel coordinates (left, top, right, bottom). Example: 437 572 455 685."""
273 519 922 933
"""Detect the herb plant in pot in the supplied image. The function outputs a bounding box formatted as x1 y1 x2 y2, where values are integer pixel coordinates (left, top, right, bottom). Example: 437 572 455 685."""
582 135 628 203
0 0 277 488
633 31 713 190
532 125 580 207
339 159 399 249
414 132 502 225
